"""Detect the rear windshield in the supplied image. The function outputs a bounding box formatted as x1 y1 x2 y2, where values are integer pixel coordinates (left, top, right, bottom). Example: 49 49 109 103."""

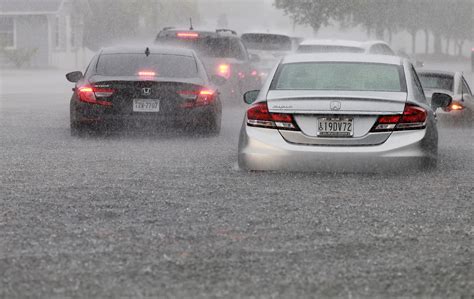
297 45 365 54
156 36 246 60
241 34 292 51
273 62 405 92
418 74 454 91
96 54 198 78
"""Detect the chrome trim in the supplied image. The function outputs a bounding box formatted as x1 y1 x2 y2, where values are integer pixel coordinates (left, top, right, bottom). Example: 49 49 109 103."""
279 130 391 146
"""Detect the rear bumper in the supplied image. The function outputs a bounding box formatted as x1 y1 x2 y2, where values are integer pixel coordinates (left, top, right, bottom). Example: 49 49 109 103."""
238 125 437 172
73 100 219 125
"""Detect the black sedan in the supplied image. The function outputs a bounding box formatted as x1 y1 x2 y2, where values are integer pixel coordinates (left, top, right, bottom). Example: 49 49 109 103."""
66 46 225 136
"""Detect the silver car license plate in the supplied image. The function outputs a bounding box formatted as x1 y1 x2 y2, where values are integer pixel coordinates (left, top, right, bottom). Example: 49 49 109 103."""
133 99 160 112
317 117 354 137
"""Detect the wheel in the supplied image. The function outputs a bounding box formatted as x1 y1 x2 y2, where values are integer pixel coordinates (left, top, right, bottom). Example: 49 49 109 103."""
70 120 88 137
202 115 221 136
420 157 438 171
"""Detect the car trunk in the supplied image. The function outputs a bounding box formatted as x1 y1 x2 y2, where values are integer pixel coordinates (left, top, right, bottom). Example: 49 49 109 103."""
89 76 205 118
266 90 408 146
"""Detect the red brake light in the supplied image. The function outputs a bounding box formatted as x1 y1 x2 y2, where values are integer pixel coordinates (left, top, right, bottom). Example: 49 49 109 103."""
247 102 298 130
196 89 215 106
398 104 427 129
371 104 426 132
77 85 114 106
138 71 156 77
217 64 231 79
178 89 216 108
177 32 199 38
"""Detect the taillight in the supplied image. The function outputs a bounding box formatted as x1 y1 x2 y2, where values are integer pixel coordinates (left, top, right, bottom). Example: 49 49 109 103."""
247 102 298 130
138 71 156 77
196 89 215 106
178 89 216 108
371 104 427 132
217 64 231 79
176 32 199 38
449 102 464 111
77 85 114 106
397 104 427 129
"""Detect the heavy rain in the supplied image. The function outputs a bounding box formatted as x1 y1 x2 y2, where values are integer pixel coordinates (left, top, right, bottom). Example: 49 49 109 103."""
0 0 472 297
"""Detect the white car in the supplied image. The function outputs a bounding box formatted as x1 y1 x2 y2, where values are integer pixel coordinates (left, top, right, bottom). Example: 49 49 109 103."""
238 54 452 172
296 39 395 56
418 70 473 122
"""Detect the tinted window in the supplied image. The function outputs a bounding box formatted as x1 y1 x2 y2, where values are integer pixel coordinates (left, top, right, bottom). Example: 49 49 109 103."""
418 73 454 91
274 62 404 92
157 36 246 60
297 45 365 54
96 54 198 78
241 34 292 51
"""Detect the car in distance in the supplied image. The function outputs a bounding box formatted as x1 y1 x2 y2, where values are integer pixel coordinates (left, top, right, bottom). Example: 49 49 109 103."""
155 28 261 101
241 33 293 80
418 70 473 122
296 39 396 56
66 46 224 136
238 54 452 172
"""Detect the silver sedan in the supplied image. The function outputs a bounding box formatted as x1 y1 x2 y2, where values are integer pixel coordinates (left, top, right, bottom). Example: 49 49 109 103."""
238 54 452 172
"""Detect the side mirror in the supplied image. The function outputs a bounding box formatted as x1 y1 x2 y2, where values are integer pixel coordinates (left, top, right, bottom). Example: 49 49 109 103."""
210 75 227 86
431 93 452 111
249 54 260 63
243 90 260 104
66 71 83 83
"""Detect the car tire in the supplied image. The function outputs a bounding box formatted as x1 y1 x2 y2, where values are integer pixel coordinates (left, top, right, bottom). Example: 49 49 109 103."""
70 121 89 137
202 115 221 136
420 157 438 171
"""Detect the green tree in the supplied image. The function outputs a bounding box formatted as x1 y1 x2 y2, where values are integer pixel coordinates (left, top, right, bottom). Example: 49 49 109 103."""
274 0 352 34
84 0 199 50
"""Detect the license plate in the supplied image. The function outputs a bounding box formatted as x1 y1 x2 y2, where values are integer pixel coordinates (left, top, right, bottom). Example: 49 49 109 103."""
133 99 160 112
317 118 353 137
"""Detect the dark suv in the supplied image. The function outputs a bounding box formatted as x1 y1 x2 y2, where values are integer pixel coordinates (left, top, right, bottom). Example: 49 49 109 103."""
155 28 261 102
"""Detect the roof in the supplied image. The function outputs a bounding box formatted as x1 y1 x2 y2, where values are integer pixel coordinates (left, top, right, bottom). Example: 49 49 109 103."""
100 46 196 57
157 28 239 39
282 53 403 65
0 0 64 15
241 32 291 38
299 39 390 50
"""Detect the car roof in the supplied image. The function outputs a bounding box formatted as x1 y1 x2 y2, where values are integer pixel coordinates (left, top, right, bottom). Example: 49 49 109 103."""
157 28 239 38
417 70 456 77
241 32 291 38
281 53 403 65
299 39 389 49
100 46 195 57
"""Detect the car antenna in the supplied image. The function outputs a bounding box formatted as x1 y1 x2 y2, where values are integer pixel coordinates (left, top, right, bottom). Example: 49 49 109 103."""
145 47 150 57
189 18 194 31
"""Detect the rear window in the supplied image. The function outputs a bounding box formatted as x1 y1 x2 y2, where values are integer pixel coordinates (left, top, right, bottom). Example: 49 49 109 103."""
96 54 198 78
241 34 292 51
156 36 246 60
297 45 365 54
273 62 405 92
418 74 454 91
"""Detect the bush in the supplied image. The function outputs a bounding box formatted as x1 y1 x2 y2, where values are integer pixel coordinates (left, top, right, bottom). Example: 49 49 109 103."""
1 48 38 68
